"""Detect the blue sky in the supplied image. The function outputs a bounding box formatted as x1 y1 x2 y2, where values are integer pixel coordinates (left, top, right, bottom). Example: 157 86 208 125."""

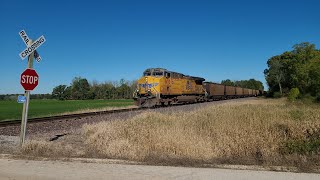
0 0 319 94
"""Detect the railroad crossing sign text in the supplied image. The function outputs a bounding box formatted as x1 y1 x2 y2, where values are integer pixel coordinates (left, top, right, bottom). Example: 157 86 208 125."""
19 35 46 60
19 30 30 45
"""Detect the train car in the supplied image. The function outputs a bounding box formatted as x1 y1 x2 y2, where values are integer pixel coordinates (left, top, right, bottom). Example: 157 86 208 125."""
203 82 224 100
252 89 256 96
256 90 260 96
248 89 253 96
133 68 205 107
235 87 243 97
243 88 249 96
225 85 236 98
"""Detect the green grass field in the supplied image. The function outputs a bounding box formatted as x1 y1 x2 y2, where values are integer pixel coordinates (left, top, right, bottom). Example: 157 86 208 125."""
0 99 133 121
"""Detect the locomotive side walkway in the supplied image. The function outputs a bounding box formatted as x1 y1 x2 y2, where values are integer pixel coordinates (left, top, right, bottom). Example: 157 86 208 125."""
0 158 319 180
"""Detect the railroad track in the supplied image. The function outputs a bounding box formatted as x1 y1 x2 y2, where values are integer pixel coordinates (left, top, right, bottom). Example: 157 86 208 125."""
0 102 197 127
0 107 143 127
0 97 257 128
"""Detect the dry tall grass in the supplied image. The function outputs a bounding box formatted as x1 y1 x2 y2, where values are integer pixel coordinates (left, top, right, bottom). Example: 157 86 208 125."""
83 99 320 167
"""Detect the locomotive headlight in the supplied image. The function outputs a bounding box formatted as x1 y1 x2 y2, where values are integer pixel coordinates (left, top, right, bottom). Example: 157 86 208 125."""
145 77 148 82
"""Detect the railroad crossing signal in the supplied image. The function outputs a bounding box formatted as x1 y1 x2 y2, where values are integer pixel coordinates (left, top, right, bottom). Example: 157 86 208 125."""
19 30 45 62
20 68 39 91
18 30 46 146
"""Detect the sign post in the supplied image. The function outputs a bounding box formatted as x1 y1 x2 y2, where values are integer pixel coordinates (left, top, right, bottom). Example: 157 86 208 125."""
20 40 35 146
18 30 45 146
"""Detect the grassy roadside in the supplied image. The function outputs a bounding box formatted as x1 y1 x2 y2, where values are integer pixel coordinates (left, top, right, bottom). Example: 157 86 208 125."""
21 98 320 171
0 99 133 121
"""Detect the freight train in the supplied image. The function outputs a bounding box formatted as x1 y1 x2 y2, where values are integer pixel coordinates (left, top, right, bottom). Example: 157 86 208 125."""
133 68 261 107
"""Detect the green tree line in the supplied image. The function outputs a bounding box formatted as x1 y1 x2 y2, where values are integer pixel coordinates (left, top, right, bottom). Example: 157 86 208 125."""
0 94 52 100
221 79 264 90
264 42 320 99
52 77 137 100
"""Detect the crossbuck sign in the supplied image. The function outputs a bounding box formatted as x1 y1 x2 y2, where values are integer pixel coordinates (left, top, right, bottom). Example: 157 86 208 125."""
19 30 46 62
18 30 46 146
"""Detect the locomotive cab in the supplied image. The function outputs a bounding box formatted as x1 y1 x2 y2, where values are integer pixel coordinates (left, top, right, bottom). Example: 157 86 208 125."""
136 68 165 96
133 68 167 107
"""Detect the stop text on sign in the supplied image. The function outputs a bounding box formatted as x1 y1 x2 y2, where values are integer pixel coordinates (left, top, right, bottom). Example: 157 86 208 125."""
19 35 46 60
21 75 38 84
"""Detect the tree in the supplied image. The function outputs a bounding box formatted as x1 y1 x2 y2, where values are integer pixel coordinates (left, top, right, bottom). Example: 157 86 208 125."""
52 85 67 100
64 86 72 100
221 79 235 86
221 79 264 90
309 59 320 96
266 60 285 95
71 77 90 100
293 42 317 62
264 42 320 97
239 79 264 90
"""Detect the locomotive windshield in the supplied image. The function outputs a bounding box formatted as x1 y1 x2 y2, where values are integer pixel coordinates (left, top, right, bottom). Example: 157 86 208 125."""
153 72 163 76
143 68 165 77
143 72 151 76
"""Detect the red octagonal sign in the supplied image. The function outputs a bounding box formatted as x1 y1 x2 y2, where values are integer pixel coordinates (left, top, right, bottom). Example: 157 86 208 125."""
20 68 39 91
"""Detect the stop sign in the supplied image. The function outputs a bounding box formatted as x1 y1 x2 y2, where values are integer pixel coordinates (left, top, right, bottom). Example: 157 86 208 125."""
20 68 39 91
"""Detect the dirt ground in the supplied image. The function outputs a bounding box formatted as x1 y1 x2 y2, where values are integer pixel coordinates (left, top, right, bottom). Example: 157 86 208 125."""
0 158 319 180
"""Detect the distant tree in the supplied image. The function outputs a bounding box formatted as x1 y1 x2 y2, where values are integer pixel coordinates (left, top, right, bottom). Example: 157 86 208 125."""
309 59 320 96
264 42 320 96
52 85 67 100
3 95 17 101
221 79 235 86
64 86 72 100
88 80 99 99
293 42 317 62
52 77 138 100
103 82 115 99
129 80 138 98
71 77 90 100
235 79 264 90
265 59 285 95
221 79 264 90
44 93 52 99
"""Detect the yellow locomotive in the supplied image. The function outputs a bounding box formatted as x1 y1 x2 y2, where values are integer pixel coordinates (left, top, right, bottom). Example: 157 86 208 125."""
133 68 205 107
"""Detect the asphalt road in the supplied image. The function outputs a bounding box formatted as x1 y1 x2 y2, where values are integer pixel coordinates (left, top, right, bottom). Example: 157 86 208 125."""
0 158 319 180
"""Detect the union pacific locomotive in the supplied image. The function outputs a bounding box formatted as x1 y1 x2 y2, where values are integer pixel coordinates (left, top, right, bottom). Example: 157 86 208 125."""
133 68 260 107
